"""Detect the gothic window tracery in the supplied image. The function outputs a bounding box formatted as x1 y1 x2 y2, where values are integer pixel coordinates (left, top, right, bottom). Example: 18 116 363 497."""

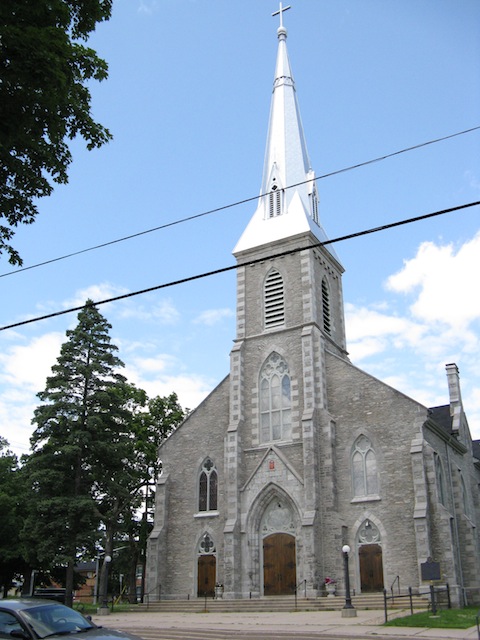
357 519 381 545
352 435 379 498
198 458 218 512
198 532 216 555
259 352 292 443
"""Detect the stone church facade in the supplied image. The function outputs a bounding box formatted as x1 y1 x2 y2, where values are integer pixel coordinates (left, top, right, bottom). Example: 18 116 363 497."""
146 12 480 606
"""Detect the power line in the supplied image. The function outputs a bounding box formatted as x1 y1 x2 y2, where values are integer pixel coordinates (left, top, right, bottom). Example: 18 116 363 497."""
1 125 479 279
1 200 478 332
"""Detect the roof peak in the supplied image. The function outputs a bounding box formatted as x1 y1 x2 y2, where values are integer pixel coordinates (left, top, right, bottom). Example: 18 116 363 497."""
234 4 340 265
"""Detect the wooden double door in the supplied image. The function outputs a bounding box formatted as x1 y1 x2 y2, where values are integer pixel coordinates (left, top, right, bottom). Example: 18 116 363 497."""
359 544 384 592
197 554 216 597
263 533 296 596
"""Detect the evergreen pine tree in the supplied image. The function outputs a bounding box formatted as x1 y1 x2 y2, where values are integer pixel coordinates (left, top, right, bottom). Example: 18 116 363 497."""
25 300 128 607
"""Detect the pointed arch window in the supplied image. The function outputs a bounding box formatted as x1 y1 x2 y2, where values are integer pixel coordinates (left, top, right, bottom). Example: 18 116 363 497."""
264 269 285 329
260 352 292 443
352 435 379 498
198 458 218 512
321 277 331 335
434 453 446 507
460 472 471 517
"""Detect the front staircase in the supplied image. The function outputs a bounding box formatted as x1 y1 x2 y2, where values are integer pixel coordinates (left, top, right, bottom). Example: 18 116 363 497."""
135 593 429 613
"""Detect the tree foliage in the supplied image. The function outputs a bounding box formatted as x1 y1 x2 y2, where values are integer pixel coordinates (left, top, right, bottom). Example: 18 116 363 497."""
0 0 113 265
0 438 27 597
24 300 128 606
21 301 187 605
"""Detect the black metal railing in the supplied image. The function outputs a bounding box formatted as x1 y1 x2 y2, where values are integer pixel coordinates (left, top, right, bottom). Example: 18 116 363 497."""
427 583 451 614
144 583 161 609
293 579 307 610
390 575 400 598
383 586 414 623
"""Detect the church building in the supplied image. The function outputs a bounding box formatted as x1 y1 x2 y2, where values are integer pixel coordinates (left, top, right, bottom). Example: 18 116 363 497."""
146 8 480 606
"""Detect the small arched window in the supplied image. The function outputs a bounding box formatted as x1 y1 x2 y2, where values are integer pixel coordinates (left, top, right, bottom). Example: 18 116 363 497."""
352 435 379 498
321 277 331 335
434 454 446 506
260 352 292 443
268 182 283 218
198 458 218 512
460 473 470 517
264 269 285 329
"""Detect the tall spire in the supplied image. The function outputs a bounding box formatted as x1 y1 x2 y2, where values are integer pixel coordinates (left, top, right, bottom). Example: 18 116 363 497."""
234 5 336 259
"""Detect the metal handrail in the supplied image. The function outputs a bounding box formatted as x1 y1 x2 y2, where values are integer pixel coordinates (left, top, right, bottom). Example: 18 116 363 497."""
144 583 161 608
390 575 400 599
293 579 307 610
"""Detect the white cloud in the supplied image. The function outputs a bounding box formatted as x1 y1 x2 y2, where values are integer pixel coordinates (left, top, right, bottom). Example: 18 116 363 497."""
0 332 63 391
137 0 158 15
61 283 129 316
0 332 64 456
345 232 480 438
386 232 480 330
193 308 234 326
118 298 180 324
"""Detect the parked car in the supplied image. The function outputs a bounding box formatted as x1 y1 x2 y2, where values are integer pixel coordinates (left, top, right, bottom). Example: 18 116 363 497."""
0 600 143 640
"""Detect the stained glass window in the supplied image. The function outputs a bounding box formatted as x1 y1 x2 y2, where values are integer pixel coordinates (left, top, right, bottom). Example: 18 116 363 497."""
198 458 218 512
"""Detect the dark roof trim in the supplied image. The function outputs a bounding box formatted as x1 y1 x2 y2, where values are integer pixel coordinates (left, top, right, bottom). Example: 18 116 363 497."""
424 418 467 455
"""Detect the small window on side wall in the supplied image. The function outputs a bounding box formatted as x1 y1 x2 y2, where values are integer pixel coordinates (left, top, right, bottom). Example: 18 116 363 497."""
352 435 379 498
199 458 218 512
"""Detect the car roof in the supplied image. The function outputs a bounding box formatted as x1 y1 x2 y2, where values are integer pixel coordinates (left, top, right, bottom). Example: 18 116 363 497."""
0 599 63 611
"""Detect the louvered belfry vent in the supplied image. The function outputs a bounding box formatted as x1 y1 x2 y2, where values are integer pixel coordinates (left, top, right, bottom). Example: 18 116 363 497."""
322 277 331 335
265 270 285 328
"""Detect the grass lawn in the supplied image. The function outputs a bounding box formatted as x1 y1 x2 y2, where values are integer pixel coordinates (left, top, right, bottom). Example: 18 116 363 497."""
385 607 479 629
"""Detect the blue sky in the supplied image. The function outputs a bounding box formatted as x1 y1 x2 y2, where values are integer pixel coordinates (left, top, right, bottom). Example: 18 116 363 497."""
1 0 480 456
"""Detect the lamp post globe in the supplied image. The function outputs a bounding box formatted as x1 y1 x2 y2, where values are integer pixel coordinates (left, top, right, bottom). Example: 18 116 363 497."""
341 544 357 618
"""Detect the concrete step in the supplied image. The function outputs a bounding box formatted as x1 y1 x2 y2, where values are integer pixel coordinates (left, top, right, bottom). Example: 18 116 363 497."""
137 593 428 613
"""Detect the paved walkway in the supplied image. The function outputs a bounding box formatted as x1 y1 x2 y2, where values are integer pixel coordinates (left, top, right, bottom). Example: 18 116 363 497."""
92 609 479 640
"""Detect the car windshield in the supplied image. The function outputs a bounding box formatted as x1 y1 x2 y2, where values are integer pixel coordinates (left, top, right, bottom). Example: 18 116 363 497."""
21 604 94 639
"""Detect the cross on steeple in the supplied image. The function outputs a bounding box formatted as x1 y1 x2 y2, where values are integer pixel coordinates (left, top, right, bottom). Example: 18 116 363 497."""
272 2 291 28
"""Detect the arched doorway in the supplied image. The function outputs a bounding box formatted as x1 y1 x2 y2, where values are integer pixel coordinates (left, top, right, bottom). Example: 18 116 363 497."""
261 498 296 596
197 533 216 597
263 532 296 595
358 520 384 592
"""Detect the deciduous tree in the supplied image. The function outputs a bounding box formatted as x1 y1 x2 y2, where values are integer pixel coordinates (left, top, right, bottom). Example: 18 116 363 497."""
0 0 112 265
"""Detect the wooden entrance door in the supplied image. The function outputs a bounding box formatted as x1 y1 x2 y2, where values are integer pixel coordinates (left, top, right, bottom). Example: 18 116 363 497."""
359 544 384 592
263 533 296 595
197 554 216 597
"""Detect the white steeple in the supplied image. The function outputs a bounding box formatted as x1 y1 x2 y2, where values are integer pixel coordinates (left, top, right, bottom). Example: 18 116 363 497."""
233 5 336 259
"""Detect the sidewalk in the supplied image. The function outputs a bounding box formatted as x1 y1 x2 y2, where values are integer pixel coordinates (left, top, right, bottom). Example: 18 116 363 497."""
92 609 479 640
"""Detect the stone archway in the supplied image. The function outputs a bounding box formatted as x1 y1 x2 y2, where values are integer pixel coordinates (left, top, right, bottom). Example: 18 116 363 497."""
261 498 296 596
197 532 216 597
357 520 384 592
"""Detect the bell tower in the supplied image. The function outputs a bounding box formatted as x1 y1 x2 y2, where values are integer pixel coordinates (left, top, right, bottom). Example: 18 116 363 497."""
223 4 348 598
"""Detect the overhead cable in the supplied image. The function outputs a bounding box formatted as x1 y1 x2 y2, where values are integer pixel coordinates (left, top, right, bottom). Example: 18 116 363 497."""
1 200 479 332
1 125 479 279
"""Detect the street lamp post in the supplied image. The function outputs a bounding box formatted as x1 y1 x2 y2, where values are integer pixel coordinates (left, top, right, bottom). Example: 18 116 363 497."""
98 555 112 615
341 545 357 618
